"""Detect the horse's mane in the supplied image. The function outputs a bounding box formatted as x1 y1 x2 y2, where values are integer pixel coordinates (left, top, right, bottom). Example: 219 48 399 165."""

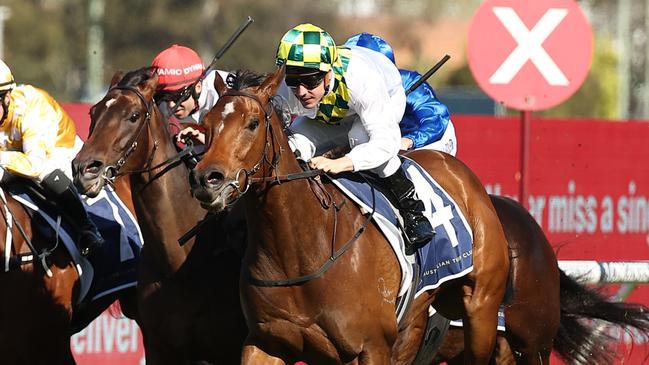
228 69 292 126
118 67 155 88
230 69 267 91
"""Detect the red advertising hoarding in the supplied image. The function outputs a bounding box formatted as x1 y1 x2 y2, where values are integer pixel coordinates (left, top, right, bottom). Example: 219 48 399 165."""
454 115 649 364
71 304 145 365
64 104 649 363
455 115 649 263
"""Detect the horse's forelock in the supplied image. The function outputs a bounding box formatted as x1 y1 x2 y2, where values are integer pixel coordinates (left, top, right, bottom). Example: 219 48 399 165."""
118 67 155 88
231 69 267 91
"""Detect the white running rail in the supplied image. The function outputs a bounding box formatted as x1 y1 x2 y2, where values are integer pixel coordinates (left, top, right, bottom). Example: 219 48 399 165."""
558 261 649 284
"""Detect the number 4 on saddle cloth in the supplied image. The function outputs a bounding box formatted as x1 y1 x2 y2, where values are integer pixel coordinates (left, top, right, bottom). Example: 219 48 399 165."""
331 157 473 321
3 181 142 306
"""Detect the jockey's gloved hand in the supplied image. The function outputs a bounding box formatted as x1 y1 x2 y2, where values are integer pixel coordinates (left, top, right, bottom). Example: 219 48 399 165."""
178 136 203 169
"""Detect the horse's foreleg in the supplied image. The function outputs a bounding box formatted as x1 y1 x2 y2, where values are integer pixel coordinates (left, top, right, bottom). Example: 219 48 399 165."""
242 345 286 365
58 342 77 365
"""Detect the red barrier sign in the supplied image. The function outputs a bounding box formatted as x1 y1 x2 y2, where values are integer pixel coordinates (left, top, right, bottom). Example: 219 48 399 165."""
468 0 593 111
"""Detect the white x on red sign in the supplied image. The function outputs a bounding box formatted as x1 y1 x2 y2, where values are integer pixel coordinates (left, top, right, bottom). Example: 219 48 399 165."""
467 0 593 111
489 7 568 86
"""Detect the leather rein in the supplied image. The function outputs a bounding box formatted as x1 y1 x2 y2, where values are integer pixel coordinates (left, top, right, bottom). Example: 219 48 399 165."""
219 90 324 195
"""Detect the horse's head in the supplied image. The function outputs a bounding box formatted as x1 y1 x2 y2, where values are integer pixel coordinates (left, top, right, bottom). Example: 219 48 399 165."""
190 66 285 212
72 68 158 197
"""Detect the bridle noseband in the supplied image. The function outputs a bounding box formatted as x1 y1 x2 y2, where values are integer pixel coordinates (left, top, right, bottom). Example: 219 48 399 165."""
100 85 153 183
94 85 196 186
218 90 322 196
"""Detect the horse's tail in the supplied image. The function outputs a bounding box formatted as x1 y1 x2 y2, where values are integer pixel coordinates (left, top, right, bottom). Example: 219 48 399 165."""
553 270 649 364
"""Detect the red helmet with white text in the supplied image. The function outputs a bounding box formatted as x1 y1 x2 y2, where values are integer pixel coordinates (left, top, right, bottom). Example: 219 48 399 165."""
151 44 204 91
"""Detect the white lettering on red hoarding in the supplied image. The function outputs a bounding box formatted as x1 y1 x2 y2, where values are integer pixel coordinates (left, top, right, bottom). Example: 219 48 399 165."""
485 180 649 240
525 180 649 238
547 181 598 234
485 183 503 196
71 314 140 354
617 182 649 234
598 323 649 345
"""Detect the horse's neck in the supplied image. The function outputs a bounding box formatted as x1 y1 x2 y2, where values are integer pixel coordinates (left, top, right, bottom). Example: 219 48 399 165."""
131 116 203 275
244 148 332 277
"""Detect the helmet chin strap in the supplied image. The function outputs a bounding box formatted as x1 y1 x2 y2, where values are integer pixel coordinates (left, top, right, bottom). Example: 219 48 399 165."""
190 86 200 115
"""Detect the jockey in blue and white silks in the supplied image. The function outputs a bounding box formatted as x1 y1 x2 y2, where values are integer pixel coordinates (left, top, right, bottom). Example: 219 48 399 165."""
345 33 456 155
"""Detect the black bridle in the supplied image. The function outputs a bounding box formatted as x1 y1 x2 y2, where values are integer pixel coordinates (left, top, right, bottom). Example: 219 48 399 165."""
218 90 322 196
213 88 375 287
102 86 153 181
96 85 195 186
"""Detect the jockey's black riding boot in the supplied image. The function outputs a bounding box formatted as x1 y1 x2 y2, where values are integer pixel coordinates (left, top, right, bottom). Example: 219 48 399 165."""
41 169 105 257
380 168 435 254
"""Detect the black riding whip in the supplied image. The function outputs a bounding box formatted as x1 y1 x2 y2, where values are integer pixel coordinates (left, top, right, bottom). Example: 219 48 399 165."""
204 16 254 80
168 16 254 112
405 54 451 95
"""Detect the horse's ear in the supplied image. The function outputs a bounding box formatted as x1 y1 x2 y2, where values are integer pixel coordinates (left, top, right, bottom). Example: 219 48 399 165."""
141 71 159 99
109 71 124 87
259 65 285 101
214 71 228 97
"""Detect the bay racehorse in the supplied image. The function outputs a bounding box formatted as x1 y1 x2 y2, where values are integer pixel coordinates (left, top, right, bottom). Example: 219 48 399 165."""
190 66 512 364
433 195 649 365
0 176 138 365
72 67 247 364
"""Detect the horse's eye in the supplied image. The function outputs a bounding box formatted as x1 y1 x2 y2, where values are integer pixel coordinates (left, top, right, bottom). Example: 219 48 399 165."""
247 118 259 131
129 111 141 122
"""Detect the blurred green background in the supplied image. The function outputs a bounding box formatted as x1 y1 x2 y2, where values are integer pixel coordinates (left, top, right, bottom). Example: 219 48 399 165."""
0 0 642 120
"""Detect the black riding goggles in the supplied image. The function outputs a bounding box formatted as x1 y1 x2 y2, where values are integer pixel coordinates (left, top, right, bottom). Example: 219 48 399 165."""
285 72 326 90
155 86 193 104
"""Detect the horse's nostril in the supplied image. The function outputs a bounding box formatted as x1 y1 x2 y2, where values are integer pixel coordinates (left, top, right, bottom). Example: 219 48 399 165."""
191 168 225 189
77 160 103 178
84 160 103 175
205 170 225 185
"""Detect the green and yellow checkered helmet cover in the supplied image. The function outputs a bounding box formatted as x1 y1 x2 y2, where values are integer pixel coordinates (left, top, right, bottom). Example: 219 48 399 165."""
276 23 337 73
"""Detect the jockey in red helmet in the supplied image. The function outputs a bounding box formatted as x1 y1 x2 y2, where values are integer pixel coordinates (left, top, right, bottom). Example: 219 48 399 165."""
151 44 231 145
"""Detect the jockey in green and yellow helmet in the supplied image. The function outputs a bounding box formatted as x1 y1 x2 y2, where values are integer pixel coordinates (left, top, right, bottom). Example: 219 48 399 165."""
276 24 435 252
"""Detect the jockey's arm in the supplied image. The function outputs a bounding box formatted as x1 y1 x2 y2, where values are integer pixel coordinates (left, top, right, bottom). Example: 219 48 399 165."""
344 72 401 172
0 97 59 180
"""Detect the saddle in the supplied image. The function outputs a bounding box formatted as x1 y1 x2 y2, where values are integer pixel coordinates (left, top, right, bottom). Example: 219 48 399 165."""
3 179 143 305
